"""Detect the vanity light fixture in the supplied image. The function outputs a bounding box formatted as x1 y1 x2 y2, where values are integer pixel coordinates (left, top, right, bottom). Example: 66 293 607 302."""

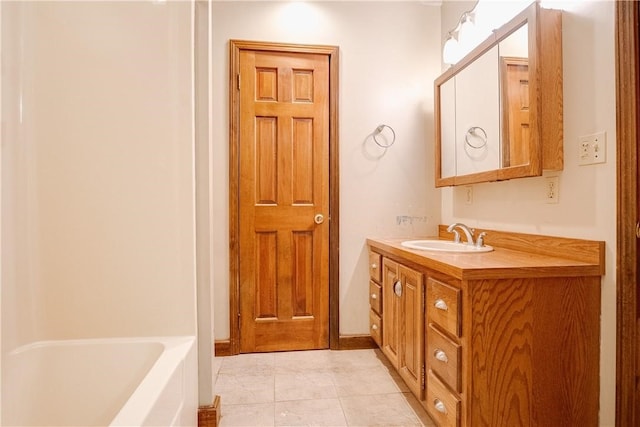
442 10 476 65
442 31 460 66
442 0 534 66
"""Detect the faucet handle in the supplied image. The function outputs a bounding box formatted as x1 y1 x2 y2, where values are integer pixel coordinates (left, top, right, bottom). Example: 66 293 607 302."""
476 232 487 248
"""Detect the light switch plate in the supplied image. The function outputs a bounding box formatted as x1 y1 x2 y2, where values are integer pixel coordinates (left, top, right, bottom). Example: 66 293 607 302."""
578 132 606 165
464 186 473 205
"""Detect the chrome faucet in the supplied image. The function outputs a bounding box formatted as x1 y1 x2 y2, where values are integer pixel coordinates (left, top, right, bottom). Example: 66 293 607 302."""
447 222 475 246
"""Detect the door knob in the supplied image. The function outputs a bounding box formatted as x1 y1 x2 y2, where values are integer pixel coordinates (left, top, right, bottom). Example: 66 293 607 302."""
314 214 325 224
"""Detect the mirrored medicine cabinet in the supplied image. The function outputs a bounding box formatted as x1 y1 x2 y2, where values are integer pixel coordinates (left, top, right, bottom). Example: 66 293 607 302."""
435 2 563 187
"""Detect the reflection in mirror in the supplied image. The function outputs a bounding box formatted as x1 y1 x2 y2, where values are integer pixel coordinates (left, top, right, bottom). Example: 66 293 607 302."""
498 24 529 168
455 45 500 177
434 2 563 187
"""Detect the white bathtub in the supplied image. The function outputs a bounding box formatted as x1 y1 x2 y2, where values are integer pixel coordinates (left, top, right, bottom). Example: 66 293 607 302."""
3 336 197 426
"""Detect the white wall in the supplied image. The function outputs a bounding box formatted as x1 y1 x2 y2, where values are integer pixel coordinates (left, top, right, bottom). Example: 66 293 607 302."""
441 1 616 425
1 0 197 350
211 1 442 339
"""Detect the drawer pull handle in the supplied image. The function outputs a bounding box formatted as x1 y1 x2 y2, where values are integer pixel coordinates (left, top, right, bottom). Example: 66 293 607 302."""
394 280 403 297
434 349 449 363
371 324 378 331
371 293 377 300
434 399 447 414
434 299 448 311
371 263 378 269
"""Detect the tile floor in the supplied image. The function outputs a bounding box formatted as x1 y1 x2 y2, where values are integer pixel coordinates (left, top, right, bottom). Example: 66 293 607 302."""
213 348 437 426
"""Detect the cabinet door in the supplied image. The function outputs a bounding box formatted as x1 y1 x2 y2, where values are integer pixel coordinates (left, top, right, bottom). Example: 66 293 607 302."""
455 45 500 177
382 258 400 369
398 264 425 399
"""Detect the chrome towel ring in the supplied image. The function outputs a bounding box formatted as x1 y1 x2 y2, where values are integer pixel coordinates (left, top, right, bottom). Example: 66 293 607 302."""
373 124 396 148
465 126 487 149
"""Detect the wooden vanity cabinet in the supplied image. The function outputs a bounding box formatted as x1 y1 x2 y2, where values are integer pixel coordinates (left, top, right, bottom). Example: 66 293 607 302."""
368 231 604 427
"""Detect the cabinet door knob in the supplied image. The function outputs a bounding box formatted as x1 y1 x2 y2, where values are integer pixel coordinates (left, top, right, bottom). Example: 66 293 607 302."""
434 299 448 311
371 263 378 269
393 280 403 297
371 324 378 331
434 349 449 363
371 293 377 300
434 399 447 414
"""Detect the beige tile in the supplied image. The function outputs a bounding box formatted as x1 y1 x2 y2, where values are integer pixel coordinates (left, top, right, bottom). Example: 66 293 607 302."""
213 350 436 427
219 353 276 376
214 373 275 405
275 350 333 374
340 393 425 426
401 392 437 427
275 398 347 426
275 372 337 401
212 356 223 377
331 364 404 397
328 349 388 371
219 403 275 427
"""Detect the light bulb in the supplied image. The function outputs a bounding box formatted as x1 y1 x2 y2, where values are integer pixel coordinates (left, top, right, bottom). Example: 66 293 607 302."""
443 36 460 65
457 14 479 58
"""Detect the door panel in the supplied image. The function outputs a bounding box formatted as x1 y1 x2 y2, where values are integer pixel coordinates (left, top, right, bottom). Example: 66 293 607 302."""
501 57 530 167
238 49 329 353
382 258 401 369
399 265 424 399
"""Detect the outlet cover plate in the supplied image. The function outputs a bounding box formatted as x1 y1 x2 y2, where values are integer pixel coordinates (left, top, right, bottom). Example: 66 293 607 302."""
578 132 606 166
545 176 559 204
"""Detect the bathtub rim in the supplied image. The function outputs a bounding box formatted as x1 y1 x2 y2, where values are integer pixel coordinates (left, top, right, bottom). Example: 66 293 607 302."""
6 335 196 427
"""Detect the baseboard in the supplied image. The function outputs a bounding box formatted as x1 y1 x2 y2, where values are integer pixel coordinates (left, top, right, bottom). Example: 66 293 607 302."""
198 395 221 427
214 340 232 357
337 335 377 350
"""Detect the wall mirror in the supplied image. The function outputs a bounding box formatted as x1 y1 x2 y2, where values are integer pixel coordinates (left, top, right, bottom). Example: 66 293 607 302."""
435 2 563 187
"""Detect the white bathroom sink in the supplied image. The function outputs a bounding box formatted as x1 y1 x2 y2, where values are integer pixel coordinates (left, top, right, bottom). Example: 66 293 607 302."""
401 239 493 253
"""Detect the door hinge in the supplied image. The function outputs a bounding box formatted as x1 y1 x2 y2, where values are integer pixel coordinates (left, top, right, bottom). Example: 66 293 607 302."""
421 365 426 389
237 74 241 90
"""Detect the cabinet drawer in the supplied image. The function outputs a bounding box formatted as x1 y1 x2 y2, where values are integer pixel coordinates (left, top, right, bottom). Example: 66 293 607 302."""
369 280 382 315
369 309 383 348
426 370 460 427
369 251 382 283
427 278 461 337
427 324 461 392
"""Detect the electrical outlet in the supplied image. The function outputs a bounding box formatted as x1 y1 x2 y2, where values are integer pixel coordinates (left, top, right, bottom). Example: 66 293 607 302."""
465 186 473 205
578 132 606 165
545 176 559 203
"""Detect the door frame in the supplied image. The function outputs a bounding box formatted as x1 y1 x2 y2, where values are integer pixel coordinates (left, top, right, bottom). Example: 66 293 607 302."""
616 2 639 426
228 40 340 355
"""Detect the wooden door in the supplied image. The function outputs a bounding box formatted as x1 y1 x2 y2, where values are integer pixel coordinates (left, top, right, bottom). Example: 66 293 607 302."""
237 48 330 353
501 57 530 167
398 264 425 399
382 258 401 368
616 2 640 425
